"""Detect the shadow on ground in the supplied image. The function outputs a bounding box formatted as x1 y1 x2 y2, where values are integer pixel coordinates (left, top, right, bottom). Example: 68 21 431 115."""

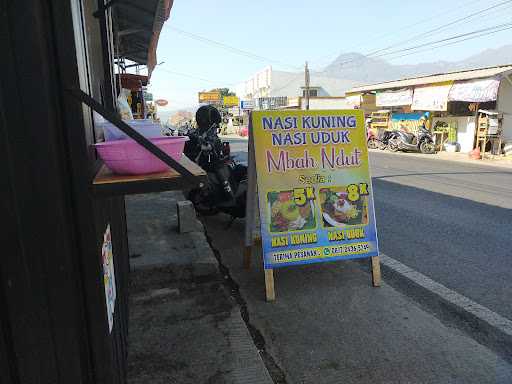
202 203 512 383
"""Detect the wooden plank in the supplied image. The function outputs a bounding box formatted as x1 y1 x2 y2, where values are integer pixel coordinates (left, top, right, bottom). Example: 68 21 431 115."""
92 156 207 196
93 156 205 185
371 256 381 287
264 269 275 302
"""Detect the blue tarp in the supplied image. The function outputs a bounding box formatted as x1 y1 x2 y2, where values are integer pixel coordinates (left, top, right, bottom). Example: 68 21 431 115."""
391 113 423 121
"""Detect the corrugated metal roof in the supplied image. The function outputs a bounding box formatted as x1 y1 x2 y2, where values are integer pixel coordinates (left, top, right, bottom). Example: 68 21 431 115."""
114 0 172 74
347 65 512 93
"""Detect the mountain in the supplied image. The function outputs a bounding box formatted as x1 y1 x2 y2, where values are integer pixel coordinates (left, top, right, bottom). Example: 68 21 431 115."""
321 44 512 85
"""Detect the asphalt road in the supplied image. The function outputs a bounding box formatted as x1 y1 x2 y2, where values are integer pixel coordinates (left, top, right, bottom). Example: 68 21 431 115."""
370 151 512 320
227 137 512 320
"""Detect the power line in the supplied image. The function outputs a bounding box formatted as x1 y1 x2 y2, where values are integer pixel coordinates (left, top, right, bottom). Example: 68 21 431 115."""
386 24 512 61
335 24 512 72
335 21 512 70
337 0 512 67
352 0 487 51
309 0 486 69
166 26 302 71
366 0 512 58
371 22 512 60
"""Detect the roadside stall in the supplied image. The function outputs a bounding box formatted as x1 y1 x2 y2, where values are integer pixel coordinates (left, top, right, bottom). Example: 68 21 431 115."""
443 77 501 154
344 93 379 114
476 110 503 158
369 110 391 134
409 82 452 150
347 65 512 155
117 73 149 119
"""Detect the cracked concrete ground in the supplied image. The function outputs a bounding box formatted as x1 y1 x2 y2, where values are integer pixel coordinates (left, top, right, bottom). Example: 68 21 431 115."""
125 192 272 384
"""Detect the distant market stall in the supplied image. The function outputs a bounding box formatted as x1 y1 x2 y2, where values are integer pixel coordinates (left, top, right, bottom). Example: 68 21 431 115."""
346 65 512 154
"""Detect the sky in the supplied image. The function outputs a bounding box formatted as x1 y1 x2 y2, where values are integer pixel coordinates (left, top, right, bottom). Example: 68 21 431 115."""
148 0 512 112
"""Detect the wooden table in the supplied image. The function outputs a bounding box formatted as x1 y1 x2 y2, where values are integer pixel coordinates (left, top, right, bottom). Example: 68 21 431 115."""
92 156 207 196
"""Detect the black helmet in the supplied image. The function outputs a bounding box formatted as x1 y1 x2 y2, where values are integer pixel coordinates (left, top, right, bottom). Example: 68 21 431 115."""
196 105 221 129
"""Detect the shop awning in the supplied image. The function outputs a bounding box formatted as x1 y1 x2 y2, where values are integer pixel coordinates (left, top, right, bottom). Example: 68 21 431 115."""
117 73 148 91
114 0 173 76
391 113 423 121
376 88 413 107
347 65 512 93
448 77 501 102
412 82 452 111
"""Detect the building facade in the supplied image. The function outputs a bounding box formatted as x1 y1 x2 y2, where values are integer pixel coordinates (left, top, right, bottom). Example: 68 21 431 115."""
235 66 358 101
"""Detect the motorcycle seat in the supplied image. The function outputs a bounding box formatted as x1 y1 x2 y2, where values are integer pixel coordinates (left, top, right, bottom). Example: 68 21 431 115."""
400 131 415 141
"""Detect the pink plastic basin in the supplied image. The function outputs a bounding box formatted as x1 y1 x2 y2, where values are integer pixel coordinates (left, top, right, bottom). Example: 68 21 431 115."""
94 136 189 175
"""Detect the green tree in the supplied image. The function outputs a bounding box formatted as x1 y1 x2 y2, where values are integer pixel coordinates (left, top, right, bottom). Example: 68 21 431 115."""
210 88 235 97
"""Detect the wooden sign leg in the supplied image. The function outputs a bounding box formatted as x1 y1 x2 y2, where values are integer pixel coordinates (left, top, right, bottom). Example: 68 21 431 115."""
371 256 381 287
264 269 275 301
243 116 257 270
243 246 252 270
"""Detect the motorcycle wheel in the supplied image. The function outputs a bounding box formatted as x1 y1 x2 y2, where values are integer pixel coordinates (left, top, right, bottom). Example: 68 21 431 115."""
388 140 399 152
420 141 435 154
187 189 219 216
367 138 379 149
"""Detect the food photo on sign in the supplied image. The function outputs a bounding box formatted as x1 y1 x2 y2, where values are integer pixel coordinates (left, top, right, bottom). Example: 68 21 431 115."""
268 190 316 233
319 186 369 228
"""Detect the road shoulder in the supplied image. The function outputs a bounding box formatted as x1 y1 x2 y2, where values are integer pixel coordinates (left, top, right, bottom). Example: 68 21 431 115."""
369 148 512 169
204 213 512 384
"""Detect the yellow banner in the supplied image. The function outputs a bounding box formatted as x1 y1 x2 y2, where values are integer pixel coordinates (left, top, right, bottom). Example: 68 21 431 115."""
223 95 240 106
251 109 379 268
198 91 221 103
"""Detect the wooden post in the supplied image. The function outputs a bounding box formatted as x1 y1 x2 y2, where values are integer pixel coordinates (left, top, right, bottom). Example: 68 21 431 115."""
264 269 275 301
243 116 257 269
473 102 480 150
371 256 381 287
243 246 252 270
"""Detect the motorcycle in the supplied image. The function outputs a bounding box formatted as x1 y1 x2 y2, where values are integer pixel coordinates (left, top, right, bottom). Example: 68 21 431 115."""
184 105 248 219
163 123 178 136
366 119 380 149
388 126 436 154
376 129 398 150
367 130 379 149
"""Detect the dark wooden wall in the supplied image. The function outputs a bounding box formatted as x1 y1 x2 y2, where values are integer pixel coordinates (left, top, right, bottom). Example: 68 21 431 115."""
0 0 130 382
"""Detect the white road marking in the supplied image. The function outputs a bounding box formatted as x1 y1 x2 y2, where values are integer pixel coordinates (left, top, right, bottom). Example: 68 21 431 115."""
380 254 512 338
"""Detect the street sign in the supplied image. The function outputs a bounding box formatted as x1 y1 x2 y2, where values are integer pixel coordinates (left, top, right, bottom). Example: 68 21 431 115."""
143 91 153 101
155 99 168 106
240 100 255 110
223 95 239 107
244 109 381 300
198 91 221 104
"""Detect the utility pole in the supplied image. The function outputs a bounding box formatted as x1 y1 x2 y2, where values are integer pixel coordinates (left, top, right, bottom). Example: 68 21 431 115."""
304 61 310 110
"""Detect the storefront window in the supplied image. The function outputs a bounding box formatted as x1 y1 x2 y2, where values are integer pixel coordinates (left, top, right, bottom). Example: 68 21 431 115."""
448 101 496 116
